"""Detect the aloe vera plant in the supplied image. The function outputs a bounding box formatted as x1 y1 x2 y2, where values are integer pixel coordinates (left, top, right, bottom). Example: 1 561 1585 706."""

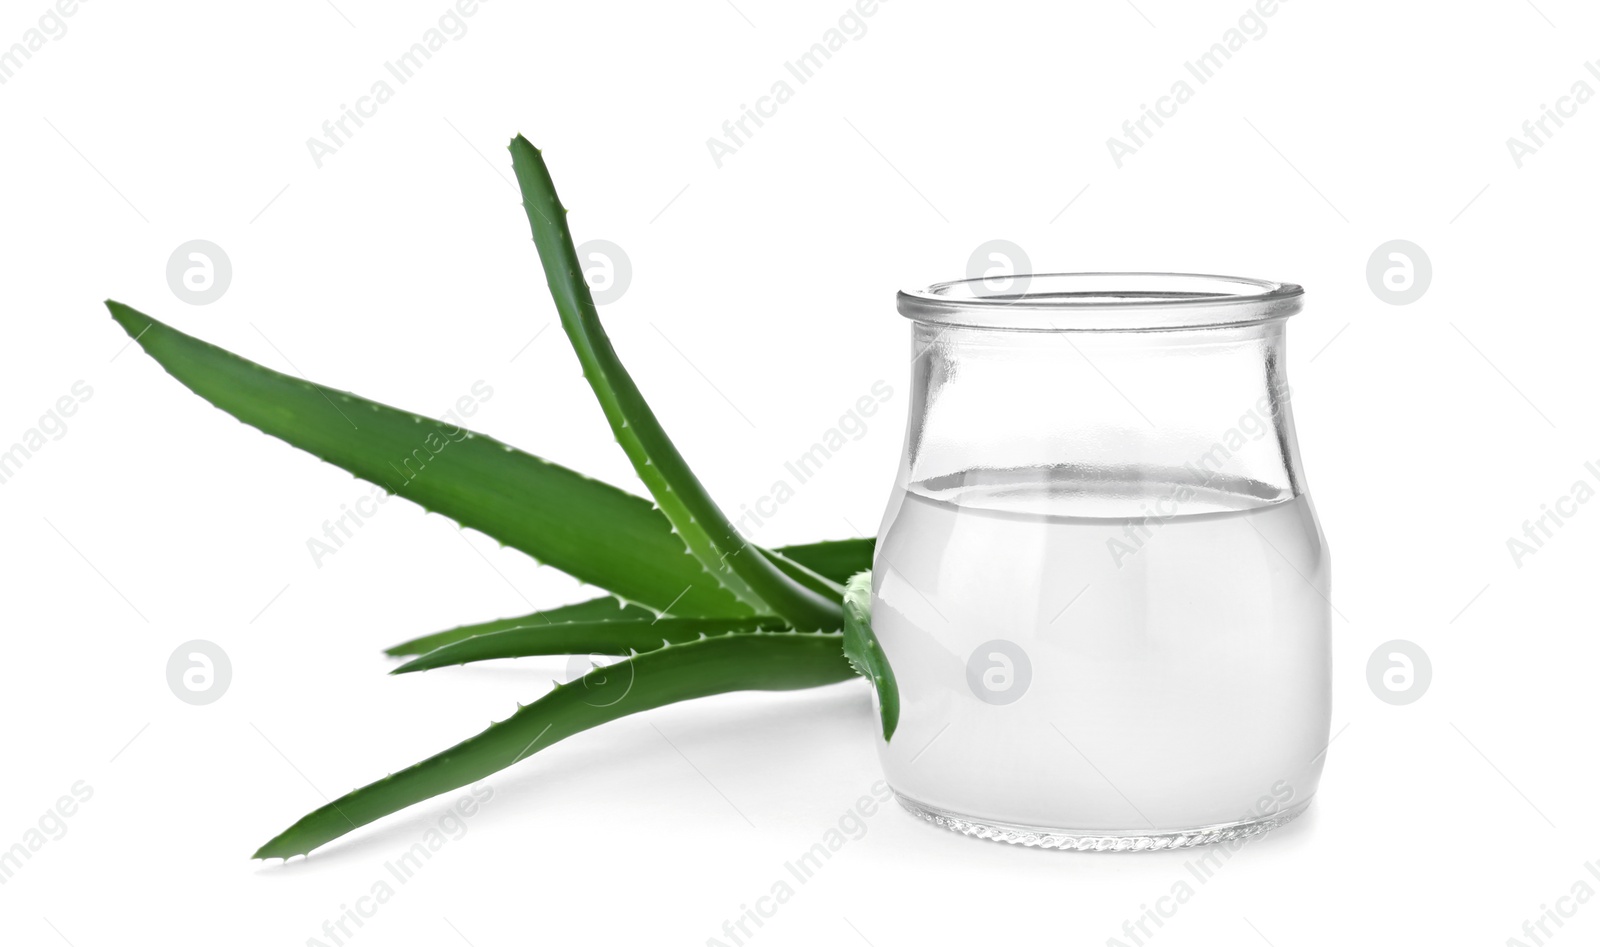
107 135 898 859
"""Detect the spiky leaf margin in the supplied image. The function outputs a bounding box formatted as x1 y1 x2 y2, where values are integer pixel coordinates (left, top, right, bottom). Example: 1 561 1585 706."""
842 571 898 741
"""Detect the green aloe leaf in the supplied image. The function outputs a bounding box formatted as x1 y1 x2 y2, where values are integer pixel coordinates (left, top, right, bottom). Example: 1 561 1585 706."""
105 302 748 618
252 631 855 859
383 597 654 657
765 541 872 602
382 537 874 657
769 538 874 583
391 616 774 674
842 571 898 741
508 137 841 632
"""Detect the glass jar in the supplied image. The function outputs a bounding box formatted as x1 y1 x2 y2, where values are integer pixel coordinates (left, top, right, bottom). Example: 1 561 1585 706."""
872 273 1331 851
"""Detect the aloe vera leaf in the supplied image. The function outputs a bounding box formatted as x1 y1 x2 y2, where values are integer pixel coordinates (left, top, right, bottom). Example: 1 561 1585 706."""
106 302 748 617
252 631 855 859
842 571 899 741
391 616 774 674
763 548 854 603
381 539 870 656
508 137 840 632
768 538 875 584
382 597 654 657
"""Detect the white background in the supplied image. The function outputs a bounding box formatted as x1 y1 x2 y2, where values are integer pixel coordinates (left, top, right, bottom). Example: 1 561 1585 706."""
2 0 1597 944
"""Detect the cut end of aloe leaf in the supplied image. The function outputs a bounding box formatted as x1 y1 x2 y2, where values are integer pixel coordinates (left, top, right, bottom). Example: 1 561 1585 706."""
842 570 871 613
841 570 899 742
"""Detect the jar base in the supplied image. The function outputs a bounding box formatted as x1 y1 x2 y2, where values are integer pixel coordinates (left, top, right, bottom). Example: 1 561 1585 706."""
891 790 1310 852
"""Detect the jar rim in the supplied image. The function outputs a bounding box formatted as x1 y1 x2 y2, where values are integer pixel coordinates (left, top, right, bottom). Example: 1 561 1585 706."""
898 272 1304 331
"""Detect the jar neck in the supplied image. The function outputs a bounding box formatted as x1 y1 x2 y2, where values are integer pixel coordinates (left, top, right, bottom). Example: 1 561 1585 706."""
900 320 1305 518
